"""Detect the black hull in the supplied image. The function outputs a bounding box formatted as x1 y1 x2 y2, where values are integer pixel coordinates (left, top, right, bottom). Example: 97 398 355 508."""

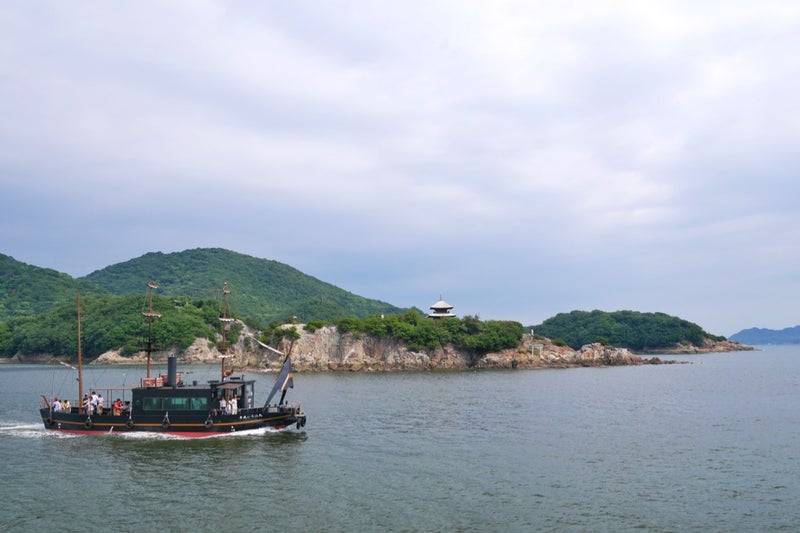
40 406 306 437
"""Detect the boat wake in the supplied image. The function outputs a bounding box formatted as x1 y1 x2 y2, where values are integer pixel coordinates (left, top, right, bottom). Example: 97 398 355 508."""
1 422 298 440
88 426 296 440
0 422 69 439
0 423 39 431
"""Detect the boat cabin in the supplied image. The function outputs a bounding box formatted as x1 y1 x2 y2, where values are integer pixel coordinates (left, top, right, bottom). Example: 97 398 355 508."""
131 376 257 415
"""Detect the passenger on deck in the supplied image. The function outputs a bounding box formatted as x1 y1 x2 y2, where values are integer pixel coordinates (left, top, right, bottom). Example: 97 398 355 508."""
63 400 70 412
90 391 98 414
52 398 62 412
96 393 105 414
229 395 238 415
219 396 227 415
83 394 93 415
112 398 122 416
122 401 131 415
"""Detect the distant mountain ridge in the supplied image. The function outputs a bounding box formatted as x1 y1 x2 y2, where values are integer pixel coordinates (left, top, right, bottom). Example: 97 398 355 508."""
730 325 800 345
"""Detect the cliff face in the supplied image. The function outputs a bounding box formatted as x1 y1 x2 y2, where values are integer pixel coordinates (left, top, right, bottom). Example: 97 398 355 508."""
278 326 469 371
81 324 751 370
278 326 705 370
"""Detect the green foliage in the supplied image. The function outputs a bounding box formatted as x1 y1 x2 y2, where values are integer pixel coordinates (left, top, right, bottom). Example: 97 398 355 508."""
82 248 405 324
303 320 328 333
0 253 107 321
334 312 525 364
0 294 227 359
0 248 412 358
260 323 301 345
532 310 722 350
334 316 361 334
594 336 610 346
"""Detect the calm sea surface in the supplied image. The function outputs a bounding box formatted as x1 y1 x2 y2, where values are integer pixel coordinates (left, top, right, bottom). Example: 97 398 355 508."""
1 346 798 532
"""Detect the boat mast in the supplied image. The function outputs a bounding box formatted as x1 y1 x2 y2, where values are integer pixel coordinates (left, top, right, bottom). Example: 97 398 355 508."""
76 291 83 407
219 282 235 381
142 281 162 378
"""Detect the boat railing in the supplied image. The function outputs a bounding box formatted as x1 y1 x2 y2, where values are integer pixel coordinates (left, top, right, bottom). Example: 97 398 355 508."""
42 390 134 417
212 405 296 418
264 403 301 415
237 406 261 417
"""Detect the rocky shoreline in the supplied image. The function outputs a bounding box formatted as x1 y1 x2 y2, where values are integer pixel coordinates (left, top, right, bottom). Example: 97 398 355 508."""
3 325 754 372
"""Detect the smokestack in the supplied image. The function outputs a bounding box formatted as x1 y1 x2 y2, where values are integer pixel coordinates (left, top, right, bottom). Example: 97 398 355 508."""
167 355 177 388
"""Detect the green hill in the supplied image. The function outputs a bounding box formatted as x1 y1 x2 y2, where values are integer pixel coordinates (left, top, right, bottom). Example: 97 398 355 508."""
1 249 403 327
0 248 406 359
0 253 107 321
532 309 725 351
83 248 404 324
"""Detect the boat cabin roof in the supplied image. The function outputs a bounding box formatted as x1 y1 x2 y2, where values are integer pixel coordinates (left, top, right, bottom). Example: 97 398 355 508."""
214 382 246 390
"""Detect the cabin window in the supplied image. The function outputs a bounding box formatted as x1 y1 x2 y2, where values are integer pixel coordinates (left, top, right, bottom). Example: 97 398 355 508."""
191 398 209 411
163 397 190 410
244 383 255 408
142 397 209 411
143 398 162 411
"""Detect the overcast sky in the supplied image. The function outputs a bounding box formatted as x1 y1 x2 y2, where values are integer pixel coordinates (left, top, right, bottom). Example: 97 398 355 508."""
2 1 798 336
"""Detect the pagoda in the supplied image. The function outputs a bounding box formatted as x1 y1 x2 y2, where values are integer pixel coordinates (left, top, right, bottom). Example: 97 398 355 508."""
428 296 456 319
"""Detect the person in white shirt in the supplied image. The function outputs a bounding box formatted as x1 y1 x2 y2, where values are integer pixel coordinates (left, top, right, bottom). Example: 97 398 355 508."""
219 396 227 415
90 392 98 413
229 396 238 415
52 398 62 412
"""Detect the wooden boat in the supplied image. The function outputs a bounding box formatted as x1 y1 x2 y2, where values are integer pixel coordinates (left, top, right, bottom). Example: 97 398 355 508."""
39 283 306 437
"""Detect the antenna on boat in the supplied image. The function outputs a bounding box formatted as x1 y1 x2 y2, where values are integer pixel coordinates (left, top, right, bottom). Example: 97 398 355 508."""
142 281 162 378
76 291 83 408
219 282 235 381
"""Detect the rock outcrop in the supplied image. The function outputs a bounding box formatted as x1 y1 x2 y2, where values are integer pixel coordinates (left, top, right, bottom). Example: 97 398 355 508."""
637 338 753 354
27 323 753 371
90 325 676 371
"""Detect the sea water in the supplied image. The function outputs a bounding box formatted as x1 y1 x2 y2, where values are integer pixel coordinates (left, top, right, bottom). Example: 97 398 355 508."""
0 346 798 532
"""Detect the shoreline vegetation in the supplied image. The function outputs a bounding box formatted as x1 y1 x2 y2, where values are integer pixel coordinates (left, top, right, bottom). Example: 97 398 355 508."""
2 324 753 372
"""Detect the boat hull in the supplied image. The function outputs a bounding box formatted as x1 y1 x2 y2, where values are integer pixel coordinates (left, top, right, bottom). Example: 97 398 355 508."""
39 406 306 437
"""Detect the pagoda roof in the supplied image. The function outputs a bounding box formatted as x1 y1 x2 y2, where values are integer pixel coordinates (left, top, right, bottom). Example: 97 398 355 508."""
430 297 454 311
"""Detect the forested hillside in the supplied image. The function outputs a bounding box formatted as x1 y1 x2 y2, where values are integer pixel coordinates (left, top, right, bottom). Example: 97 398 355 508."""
84 248 403 324
1 248 407 359
1 248 404 326
532 309 725 351
0 293 235 359
0 253 106 321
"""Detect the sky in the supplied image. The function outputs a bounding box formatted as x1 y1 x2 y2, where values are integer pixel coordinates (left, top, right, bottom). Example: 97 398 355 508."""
1 1 799 337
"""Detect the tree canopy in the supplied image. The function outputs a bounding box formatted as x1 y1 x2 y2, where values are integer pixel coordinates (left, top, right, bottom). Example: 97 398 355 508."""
83 248 404 324
0 294 231 359
335 311 525 365
532 309 724 350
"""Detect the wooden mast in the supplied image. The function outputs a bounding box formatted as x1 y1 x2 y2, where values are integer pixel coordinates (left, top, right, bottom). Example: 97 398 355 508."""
219 282 235 381
142 281 162 378
76 291 83 408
